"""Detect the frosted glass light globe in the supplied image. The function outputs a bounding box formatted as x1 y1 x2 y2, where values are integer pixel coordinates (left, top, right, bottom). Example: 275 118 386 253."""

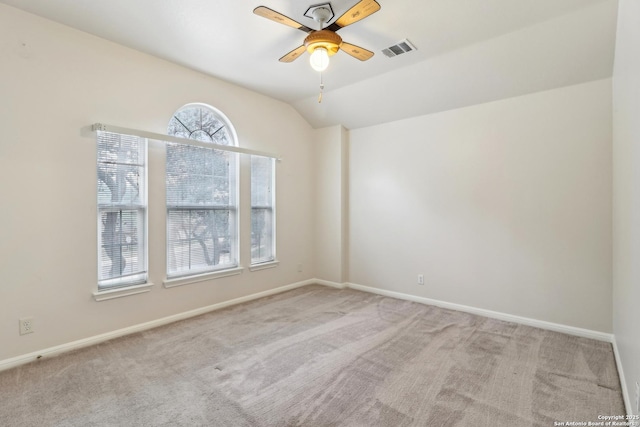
310 47 329 72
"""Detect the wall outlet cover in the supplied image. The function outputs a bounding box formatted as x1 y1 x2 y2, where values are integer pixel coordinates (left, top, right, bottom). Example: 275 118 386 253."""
19 317 35 335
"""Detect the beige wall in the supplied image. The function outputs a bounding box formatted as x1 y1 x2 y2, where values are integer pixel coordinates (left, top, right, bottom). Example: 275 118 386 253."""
349 79 613 332
0 2 623 368
612 0 640 413
314 126 349 284
0 4 316 361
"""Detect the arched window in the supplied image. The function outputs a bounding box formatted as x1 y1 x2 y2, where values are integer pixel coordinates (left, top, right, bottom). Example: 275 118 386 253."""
167 104 237 146
166 104 238 277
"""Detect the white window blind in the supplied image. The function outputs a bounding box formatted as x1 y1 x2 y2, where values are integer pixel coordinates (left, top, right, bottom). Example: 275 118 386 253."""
251 155 275 264
166 104 239 278
97 131 147 289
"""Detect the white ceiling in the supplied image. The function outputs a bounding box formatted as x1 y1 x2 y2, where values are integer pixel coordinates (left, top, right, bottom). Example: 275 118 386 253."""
1 0 618 129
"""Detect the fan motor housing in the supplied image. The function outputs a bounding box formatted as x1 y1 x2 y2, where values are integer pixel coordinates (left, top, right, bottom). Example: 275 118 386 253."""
304 30 342 56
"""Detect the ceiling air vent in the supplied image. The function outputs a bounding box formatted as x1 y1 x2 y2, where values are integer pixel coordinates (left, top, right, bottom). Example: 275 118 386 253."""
382 39 417 58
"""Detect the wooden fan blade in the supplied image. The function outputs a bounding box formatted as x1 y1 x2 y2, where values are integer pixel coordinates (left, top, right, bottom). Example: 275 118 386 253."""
279 45 307 63
326 0 381 31
253 6 314 33
340 42 374 61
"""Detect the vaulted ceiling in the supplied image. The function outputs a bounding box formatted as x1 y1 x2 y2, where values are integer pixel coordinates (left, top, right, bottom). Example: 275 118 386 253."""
1 0 618 129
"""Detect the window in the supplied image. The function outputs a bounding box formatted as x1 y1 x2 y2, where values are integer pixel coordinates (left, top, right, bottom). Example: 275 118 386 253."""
166 104 238 278
251 155 275 264
97 131 147 289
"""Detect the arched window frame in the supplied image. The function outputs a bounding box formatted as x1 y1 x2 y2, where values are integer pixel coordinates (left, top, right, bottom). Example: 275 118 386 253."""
165 103 240 280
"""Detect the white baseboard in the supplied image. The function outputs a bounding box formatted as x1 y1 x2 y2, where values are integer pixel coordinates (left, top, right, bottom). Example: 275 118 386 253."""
0 278 616 374
612 336 633 415
0 278 316 373
344 282 614 343
313 279 346 289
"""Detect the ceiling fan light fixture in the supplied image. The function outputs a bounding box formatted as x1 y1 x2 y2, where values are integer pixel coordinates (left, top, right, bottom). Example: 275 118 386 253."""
304 29 342 55
304 29 342 72
310 47 330 72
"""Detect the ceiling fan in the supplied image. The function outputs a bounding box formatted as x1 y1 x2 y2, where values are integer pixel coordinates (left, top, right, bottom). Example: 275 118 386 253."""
253 0 381 72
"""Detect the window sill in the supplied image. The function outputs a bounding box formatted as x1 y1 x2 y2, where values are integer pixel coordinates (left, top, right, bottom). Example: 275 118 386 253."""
93 282 154 302
249 260 280 272
163 266 244 289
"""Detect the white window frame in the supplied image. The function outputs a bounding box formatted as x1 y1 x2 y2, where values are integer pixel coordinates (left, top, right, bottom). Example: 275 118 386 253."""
250 155 277 267
96 131 149 294
165 103 240 281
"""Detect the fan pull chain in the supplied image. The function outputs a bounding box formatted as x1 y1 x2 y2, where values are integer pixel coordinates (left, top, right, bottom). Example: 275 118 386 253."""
318 72 324 103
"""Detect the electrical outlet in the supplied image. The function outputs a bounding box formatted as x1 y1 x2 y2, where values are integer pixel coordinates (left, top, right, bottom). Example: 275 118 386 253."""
297 263 303 272
417 274 424 285
19 317 34 335
635 381 639 412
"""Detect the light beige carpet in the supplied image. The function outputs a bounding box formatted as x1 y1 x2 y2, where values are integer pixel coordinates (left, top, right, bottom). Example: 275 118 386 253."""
0 285 624 426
